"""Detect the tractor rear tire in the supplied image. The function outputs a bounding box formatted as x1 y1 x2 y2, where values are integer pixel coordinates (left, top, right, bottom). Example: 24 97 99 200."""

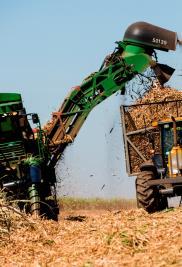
136 171 160 213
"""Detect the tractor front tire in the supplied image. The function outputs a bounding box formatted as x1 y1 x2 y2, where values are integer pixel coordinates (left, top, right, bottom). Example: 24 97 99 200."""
136 171 160 213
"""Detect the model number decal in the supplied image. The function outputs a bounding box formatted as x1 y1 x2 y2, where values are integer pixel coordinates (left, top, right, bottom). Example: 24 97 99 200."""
152 38 168 45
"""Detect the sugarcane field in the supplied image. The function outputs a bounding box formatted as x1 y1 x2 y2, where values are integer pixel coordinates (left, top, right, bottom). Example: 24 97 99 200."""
0 197 181 266
0 2 182 267
1 83 182 267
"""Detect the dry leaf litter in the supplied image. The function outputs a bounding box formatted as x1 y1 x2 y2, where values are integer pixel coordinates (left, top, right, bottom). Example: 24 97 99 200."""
0 206 181 267
0 85 182 266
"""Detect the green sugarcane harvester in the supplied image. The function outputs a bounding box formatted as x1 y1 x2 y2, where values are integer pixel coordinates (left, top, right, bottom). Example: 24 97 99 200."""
0 22 180 219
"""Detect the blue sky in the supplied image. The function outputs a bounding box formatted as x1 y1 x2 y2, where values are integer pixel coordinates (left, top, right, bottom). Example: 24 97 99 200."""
0 1 181 198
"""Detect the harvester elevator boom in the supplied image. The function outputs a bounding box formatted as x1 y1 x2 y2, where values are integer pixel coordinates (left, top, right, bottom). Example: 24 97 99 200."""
46 21 178 167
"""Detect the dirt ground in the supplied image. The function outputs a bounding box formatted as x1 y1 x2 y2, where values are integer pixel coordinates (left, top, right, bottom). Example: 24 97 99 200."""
0 207 182 267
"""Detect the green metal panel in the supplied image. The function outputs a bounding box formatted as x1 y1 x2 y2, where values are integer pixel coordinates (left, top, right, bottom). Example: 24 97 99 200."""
123 45 152 73
0 93 22 103
1 117 13 131
0 93 23 114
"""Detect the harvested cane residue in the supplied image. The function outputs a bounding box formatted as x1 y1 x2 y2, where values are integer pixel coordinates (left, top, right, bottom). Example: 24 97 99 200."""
128 85 182 130
0 207 182 266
